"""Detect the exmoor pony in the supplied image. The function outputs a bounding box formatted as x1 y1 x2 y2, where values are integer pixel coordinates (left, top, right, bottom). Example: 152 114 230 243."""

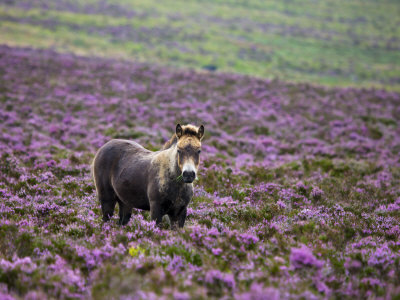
92 124 204 228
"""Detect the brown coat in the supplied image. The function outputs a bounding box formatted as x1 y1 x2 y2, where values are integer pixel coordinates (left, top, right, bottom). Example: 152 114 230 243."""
92 124 203 228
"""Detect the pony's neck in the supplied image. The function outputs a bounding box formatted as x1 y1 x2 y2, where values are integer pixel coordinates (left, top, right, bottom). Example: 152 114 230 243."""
165 144 180 177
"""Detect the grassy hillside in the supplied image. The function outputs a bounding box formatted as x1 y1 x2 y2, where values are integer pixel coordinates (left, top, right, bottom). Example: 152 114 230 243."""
0 0 399 90
0 46 399 299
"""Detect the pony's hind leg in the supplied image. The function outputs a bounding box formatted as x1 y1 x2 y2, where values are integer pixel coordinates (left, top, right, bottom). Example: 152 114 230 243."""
117 200 132 226
97 186 117 222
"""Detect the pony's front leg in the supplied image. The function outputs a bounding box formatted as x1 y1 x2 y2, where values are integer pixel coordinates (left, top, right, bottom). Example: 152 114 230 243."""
177 207 187 228
147 185 163 227
169 206 187 229
168 214 179 230
149 200 163 227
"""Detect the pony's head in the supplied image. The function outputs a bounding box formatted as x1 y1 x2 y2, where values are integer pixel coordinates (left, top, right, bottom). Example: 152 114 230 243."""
175 124 204 183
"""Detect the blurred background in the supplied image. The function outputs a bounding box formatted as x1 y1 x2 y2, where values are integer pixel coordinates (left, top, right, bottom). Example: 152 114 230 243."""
1 0 399 91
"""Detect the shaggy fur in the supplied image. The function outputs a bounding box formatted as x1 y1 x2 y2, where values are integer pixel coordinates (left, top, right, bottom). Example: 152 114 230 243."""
92 124 204 228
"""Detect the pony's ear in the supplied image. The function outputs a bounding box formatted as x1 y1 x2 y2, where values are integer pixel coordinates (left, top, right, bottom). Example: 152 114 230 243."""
197 125 204 140
176 124 183 138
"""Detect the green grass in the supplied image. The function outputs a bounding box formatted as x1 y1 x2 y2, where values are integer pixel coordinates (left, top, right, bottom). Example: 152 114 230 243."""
1 0 399 90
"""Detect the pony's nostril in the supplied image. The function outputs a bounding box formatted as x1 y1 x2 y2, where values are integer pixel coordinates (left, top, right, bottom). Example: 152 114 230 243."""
183 171 195 181
183 171 194 177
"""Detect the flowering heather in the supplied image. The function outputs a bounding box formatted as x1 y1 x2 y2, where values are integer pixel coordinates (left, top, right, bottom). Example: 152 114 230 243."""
290 245 323 269
0 46 399 299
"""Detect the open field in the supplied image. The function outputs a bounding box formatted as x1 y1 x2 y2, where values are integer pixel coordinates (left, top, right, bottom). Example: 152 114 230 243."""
0 46 399 298
0 0 400 90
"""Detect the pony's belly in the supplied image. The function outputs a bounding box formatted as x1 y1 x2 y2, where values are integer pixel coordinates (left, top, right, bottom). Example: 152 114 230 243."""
117 188 150 210
130 194 150 210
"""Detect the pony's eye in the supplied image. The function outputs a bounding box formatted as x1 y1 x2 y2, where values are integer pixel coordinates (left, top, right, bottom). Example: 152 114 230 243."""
197 150 201 154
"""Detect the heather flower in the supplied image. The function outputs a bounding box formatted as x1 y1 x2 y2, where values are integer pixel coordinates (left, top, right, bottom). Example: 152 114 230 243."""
0 256 37 274
207 227 219 237
212 248 223 256
367 244 395 270
167 256 184 275
276 199 286 209
235 153 254 168
238 233 259 246
213 196 237 206
344 258 362 271
311 187 324 200
290 245 323 269
315 280 330 295
0 292 14 300
235 283 281 300
173 291 190 300
204 270 236 290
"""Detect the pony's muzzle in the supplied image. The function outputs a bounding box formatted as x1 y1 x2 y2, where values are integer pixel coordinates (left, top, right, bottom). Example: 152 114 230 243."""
182 170 196 183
